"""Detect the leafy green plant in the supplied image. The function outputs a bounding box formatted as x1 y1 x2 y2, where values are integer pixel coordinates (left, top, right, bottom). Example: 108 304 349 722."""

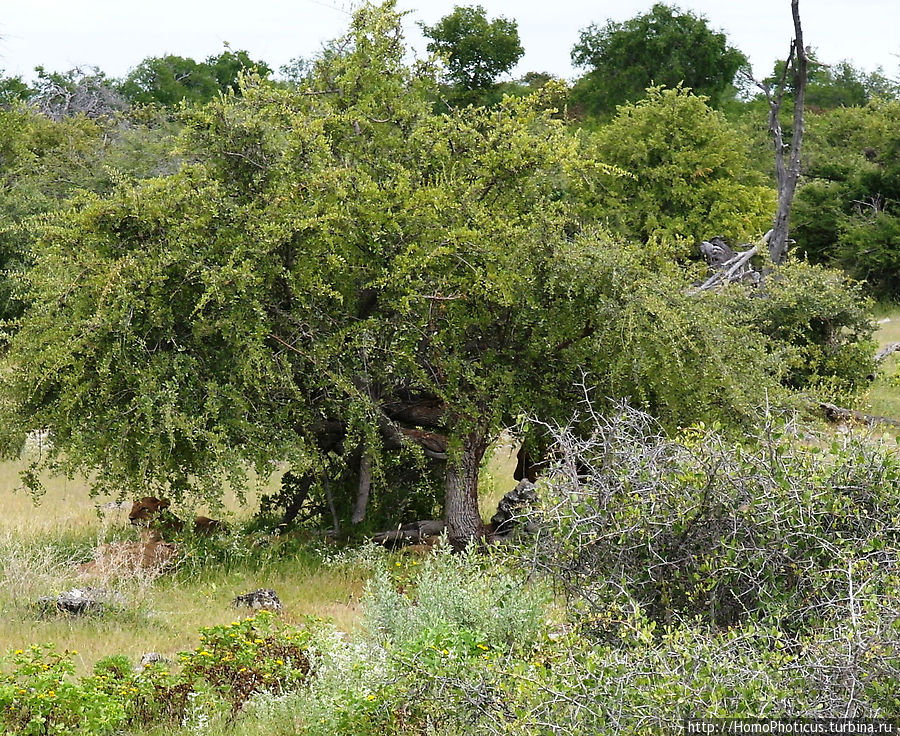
364 548 549 656
586 86 775 256
0 645 127 736
0 613 313 734
719 260 875 395
179 612 311 715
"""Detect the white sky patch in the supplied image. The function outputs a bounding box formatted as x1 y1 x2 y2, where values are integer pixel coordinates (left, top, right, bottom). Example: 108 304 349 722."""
1 0 897 84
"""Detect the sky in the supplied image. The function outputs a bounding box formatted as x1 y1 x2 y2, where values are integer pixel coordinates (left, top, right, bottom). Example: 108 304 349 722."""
1 0 898 85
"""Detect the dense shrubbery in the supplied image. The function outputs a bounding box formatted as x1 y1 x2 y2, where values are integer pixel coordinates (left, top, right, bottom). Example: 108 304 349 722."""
718 260 876 396
5 467 900 736
531 406 900 631
794 100 900 296
585 86 775 257
0 613 311 735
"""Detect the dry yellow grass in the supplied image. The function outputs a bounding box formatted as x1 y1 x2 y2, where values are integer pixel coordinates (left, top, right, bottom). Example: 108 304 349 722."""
0 454 277 538
865 307 900 421
479 431 520 522
0 456 368 674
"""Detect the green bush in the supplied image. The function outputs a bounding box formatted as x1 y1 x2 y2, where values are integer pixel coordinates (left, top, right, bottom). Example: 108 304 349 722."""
718 260 876 396
364 548 549 655
794 100 900 297
586 86 775 257
0 645 127 736
0 612 312 735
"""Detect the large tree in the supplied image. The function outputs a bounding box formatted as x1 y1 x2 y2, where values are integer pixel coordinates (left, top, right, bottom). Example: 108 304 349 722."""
421 4 523 105
0 2 779 544
119 49 271 107
571 3 747 117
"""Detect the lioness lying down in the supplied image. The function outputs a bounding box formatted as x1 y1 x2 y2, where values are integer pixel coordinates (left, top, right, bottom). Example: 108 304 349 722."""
128 497 224 538
78 535 178 578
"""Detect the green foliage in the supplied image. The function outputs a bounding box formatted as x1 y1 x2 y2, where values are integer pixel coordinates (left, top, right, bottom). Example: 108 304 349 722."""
0 100 180 326
765 57 898 111
119 49 272 107
0 4 606 511
180 614 311 715
0 644 127 735
587 86 775 256
721 261 876 395
365 549 548 654
0 71 31 107
0 614 312 735
0 0 876 532
421 4 523 104
794 100 900 296
571 3 747 117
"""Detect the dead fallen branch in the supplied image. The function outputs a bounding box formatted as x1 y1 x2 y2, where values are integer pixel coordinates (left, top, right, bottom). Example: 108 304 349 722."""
689 231 771 295
818 402 900 429
875 343 900 363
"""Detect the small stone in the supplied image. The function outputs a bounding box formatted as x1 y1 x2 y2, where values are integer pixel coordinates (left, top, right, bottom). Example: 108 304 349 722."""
231 588 283 612
35 587 123 616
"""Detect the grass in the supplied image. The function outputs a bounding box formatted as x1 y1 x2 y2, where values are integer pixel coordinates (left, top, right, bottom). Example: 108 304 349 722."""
0 428 522 681
865 304 900 421
0 428 523 679
0 457 369 676
478 431 520 522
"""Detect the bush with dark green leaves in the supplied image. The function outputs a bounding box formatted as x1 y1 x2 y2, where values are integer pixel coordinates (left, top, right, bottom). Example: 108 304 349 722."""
794 100 900 296
719 261 875 395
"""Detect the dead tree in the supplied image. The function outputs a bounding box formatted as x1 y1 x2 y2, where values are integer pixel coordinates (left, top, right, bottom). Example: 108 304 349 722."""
694 1 809 291
755 0 809 264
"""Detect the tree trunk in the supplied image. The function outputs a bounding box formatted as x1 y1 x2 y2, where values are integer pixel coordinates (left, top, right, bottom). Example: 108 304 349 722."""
279 472 312 526
444 429 488 547
768 0 808 264
351 453 372 525
324 478 341 535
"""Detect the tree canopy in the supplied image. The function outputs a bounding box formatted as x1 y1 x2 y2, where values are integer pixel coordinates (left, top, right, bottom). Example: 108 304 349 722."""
586 86 775 256
421 4 523 104
0 1 793 543
0 0 882 545
119 49 272 106
571 3 748 117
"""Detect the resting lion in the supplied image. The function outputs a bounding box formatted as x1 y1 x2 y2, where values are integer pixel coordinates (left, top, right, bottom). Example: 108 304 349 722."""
78 534 178 579
128 497 224 538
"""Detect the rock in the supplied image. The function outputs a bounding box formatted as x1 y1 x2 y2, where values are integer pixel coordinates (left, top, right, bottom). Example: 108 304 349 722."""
36 587 123 616
489 479 539 537
231 588 283 612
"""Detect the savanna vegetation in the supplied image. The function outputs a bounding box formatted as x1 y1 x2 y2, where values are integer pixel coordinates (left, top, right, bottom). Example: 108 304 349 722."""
0 0 899 733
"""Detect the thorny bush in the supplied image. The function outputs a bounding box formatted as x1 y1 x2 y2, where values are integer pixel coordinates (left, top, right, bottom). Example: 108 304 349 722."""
530 404 900 632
